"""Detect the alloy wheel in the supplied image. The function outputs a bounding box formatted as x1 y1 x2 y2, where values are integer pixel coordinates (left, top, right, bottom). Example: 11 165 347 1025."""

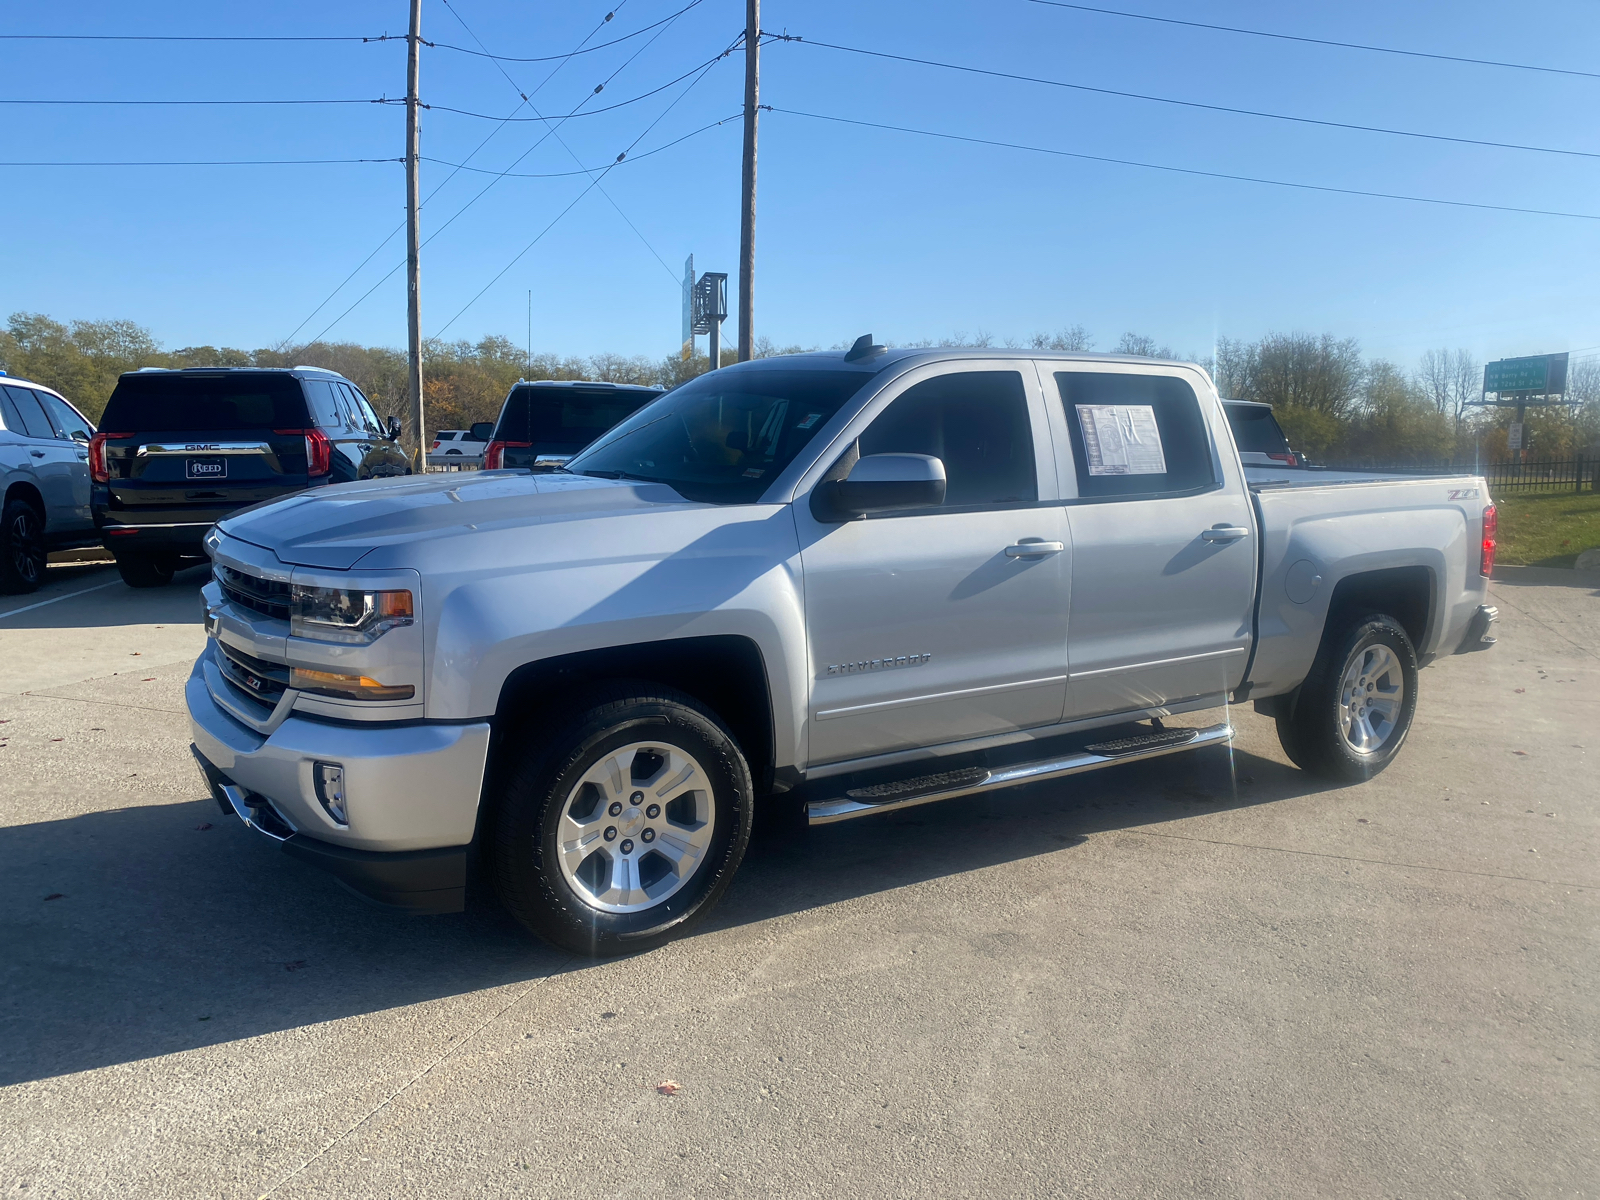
1338 643 1405 755
555 741 716 914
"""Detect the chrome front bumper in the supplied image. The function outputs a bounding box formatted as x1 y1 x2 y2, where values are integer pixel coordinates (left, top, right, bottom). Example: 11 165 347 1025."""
186 656 491 853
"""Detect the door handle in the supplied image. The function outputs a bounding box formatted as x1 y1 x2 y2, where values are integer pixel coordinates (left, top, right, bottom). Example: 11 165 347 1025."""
1004 540 1065 557
30 449 46 458
1201 525 1250 543
76 451 89 460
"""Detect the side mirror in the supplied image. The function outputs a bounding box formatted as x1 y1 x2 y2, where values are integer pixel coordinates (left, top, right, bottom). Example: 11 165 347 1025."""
386 416 402 441
72 431 91 444
814 453 946 521
469 421 495 442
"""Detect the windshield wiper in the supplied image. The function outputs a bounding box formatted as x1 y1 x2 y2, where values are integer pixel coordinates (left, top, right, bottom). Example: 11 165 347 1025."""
579 468 662 484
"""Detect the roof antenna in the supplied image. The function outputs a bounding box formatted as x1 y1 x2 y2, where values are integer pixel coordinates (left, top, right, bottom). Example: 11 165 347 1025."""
843 333 885 362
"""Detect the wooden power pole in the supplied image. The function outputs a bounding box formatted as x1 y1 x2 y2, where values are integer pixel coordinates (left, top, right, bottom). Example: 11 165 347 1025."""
738 0 758 362
404 0 426 468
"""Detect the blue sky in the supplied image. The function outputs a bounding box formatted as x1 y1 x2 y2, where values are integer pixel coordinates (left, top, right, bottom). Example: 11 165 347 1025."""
2 1 1597 370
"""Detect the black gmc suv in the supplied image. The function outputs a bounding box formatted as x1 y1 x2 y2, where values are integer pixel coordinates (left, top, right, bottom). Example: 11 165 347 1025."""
91 367 408 587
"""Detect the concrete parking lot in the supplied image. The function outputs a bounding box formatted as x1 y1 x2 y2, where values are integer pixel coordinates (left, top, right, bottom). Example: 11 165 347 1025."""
1 560 1595 1198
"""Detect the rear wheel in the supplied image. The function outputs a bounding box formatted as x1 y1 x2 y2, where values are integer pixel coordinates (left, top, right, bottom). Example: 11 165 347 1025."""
0 498 46 594
490 683 753 956
1276 613 1418 781
114 551 176 589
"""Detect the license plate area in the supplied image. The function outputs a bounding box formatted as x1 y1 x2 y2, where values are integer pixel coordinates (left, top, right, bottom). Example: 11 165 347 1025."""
186 457 227 480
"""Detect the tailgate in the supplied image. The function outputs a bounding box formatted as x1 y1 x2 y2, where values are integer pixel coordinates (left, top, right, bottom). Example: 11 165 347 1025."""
104 429 310 510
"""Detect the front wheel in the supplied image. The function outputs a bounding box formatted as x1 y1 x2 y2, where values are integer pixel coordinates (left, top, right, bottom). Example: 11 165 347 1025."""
1277 613 1418 782
490 683 753 956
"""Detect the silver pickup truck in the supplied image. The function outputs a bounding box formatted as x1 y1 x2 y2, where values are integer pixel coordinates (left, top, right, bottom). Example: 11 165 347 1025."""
188 344 1498 955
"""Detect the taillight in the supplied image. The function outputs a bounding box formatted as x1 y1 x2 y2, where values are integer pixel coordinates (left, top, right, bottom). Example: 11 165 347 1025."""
484 440 529 470
88 432 129 483
1480 504 1497 576
305 428 332 477
281 427 334 477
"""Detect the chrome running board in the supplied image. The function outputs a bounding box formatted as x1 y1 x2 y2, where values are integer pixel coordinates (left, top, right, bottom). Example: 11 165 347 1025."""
806 721 1234 826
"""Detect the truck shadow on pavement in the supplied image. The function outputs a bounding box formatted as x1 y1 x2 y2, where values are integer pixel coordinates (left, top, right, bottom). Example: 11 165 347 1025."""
0 744 1330 1086
0 563 211 629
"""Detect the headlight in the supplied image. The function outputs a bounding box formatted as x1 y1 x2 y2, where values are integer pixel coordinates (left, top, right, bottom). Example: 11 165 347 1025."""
290 585 413 644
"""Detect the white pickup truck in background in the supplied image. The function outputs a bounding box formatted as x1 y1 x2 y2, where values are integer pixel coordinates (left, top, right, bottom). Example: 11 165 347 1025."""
188 344 1498 955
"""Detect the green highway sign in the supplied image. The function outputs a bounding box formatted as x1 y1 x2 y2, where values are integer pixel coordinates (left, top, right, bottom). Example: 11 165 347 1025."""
1484 353 1568 395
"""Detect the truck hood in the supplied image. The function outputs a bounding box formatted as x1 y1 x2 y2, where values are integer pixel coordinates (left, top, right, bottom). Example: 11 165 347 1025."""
218 471 696 568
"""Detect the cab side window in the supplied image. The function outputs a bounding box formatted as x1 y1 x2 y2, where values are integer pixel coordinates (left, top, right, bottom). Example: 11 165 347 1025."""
858 371 1037 510
1054 372 1216 500
302 380 345 430
38 392 93 441
1 386 57 440
346 385 384 435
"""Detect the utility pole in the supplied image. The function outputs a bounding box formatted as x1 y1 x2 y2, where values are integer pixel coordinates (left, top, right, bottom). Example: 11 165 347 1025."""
738 0 758 361
404 0 425 469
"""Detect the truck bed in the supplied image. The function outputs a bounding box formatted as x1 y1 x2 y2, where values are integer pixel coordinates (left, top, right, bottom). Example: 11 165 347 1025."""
1243 467 1490 700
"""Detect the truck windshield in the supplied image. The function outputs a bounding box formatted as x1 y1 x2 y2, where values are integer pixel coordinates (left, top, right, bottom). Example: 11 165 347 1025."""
568 366 881 504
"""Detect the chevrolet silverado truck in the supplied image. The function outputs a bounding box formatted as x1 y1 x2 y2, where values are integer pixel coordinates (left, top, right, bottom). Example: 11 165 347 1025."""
188 343 1499 955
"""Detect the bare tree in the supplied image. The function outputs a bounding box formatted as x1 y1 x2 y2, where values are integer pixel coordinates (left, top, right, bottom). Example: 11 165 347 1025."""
1114 332 1175 358
1417 348 1480 428
1028 324 1093 352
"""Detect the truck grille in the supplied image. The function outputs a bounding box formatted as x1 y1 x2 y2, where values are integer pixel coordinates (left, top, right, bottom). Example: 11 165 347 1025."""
217 642 290 704
218 564 291 622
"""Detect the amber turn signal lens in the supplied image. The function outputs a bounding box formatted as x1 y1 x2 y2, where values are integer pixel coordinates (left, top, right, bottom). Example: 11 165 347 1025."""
289 666 415 701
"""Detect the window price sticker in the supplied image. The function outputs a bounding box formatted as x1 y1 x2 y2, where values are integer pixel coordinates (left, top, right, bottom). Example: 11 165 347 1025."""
1076 404 1167 476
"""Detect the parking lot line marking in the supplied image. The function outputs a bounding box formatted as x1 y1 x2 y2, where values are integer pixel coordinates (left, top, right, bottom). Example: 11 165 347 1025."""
0 580 121 621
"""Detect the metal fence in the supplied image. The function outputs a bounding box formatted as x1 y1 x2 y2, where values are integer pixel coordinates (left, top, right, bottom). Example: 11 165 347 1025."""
1317 456 1597 493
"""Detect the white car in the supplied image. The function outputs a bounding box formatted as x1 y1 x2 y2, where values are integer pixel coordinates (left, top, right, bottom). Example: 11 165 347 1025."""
427 424 492 466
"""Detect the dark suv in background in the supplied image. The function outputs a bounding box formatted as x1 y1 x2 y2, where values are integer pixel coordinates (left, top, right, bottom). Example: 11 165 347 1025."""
484 379 662 471
91 366 408 587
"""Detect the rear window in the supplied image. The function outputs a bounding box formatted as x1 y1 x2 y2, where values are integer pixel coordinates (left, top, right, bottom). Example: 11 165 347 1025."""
1225 403 1293 457
100 373 309 432
1055 371 1217 500
495 385 661 454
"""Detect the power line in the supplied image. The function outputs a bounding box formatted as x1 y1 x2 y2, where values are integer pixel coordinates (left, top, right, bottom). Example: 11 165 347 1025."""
415 51 733 122
0 97 382 106
433 44 734 338
302 2 709 344
284 1 640 346
0 156 398 167
765 106 1600 222
0 32 381 43
788 38 1600 162
425 0 705 63
437 0 706 287
1026 1 1600 82
422 114 736 177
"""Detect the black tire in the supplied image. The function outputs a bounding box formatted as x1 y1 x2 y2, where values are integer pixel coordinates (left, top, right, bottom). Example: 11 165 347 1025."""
0 497 46 594
114 551 176 589
490 682 753 956
1277 613 1419 782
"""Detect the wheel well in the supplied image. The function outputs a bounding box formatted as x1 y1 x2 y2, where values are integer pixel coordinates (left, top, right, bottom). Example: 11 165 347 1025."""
4 482 46 520
1326 566 1432 649
489 635 776 793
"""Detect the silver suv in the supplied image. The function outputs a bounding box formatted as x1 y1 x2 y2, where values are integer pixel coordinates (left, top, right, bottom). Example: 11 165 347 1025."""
0 374 98 592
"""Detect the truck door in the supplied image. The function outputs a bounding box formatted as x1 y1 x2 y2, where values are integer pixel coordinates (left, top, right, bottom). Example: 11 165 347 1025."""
1045 367 1256 720
797 365 1069 766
